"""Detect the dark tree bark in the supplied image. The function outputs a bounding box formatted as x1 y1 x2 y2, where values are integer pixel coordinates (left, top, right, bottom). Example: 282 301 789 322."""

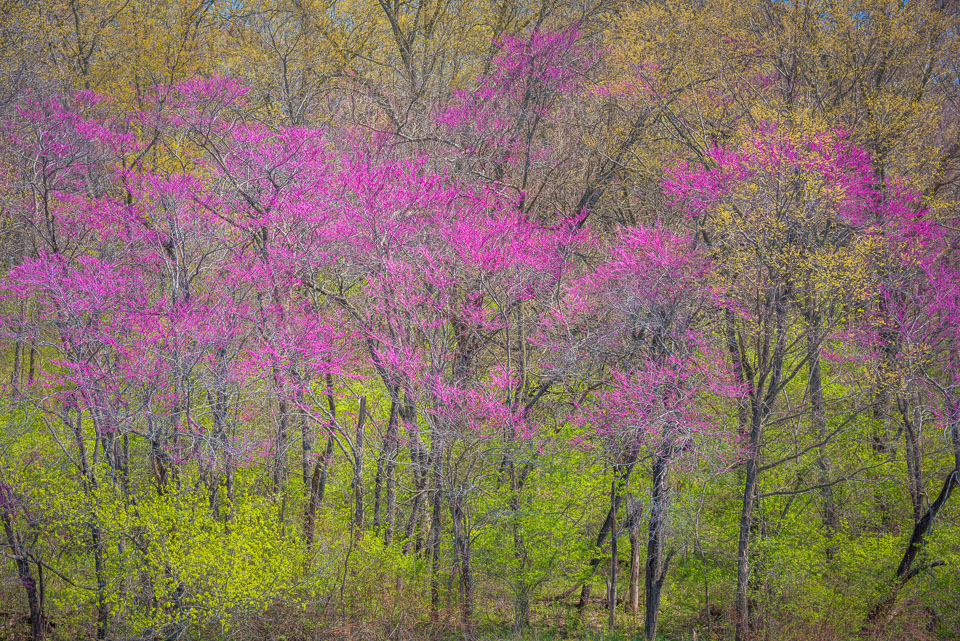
373 399 399 543
402 395 429 554
896 400 960 581
450 491 474 638
304 460 322 551
273 398 289 493
608 479 618 631
896 468 959 580
731 287 791 641
301 412 312 492
352 397 367 529
508 459 534 632
862 403 958 632
0 492 44 640
628 495 642 616
304 376 340 549
382 411 399 545
575 459 636 614
898 396 924 523
644 454 673 641
91 523 108 640
428 440 444 623
315 375 340 509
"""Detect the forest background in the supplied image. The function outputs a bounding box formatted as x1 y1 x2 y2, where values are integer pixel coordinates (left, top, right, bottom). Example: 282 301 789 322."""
1 1 959 640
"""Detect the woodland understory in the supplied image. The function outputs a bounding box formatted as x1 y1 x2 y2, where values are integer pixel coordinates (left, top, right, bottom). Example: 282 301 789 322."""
1 1 959 640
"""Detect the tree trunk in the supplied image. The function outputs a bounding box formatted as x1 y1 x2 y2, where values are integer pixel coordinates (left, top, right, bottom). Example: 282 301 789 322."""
428 441 445 623
352 397 367 530
402 397 428 554
316 434 336 511
644 454 671 641
73 411 109 640
628 502 641 617
731 287 787 641
608 479 618 631
576 464 633 613
305 383 340 550
209 373 230 521
735 411 763 641
92 523 108 640
509 460 533 632
898 396 924 523
225 449 235 523
403 451 427 552
383 412 399 545
862 434 958 633
273 398 289 493
315 376 339 516
305 460 322 551
450 492 474 638
0 504 44 640
897 468 959 579
373 400 398 537
372 438 385 530
301 412 312 492
11 339 21 385
148 415 170 496
895 400 960 580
